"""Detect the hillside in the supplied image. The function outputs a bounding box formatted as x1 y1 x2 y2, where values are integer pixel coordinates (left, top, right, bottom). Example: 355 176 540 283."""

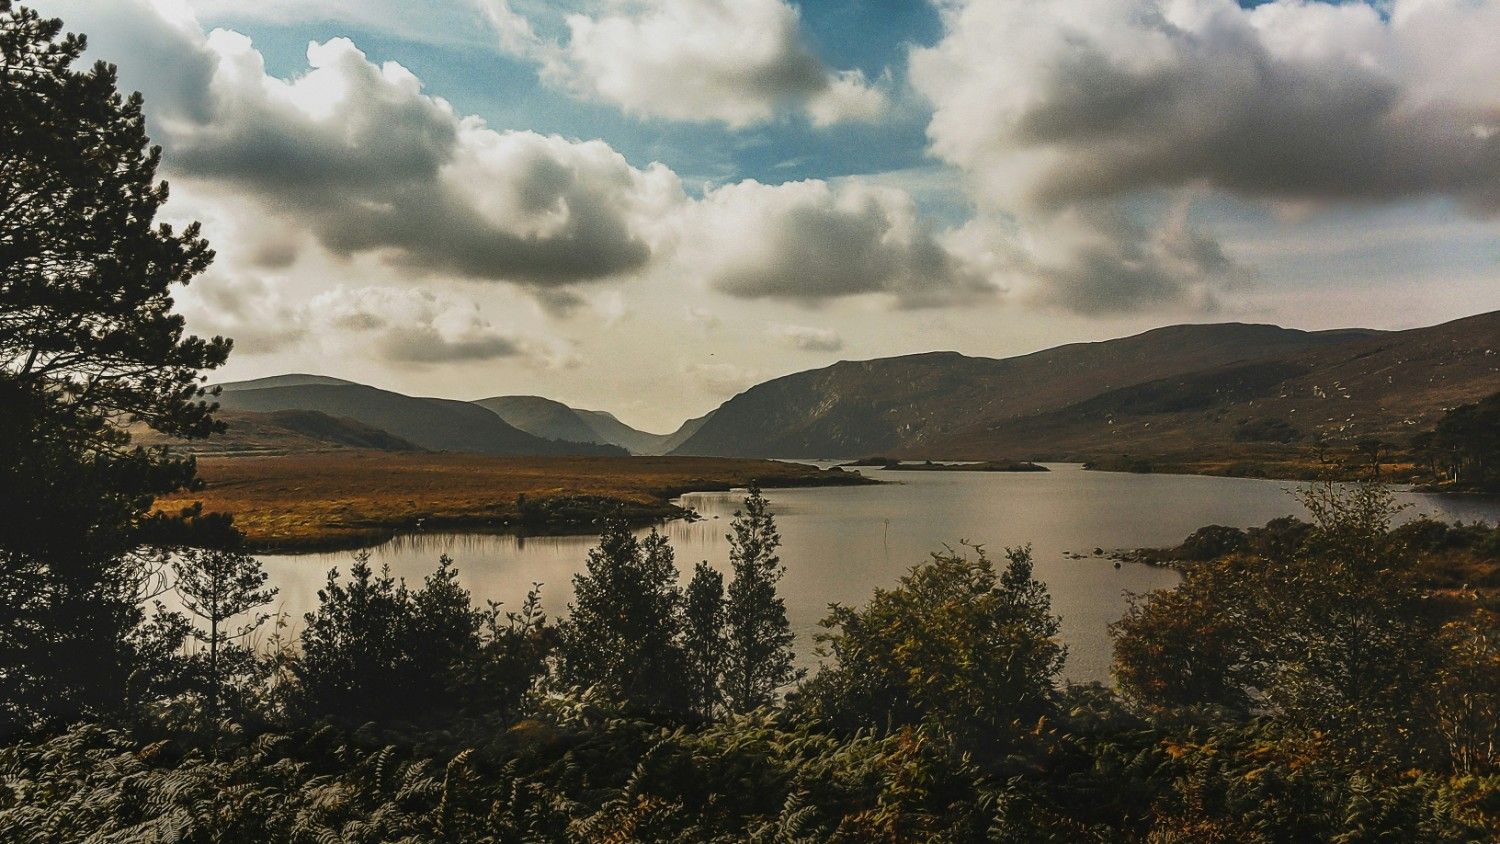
475 396 713 455
473 396 604 446
927 310 1500 463
132 409 423 456
670 322 1381 458
217 373 357 391
215 382 625 457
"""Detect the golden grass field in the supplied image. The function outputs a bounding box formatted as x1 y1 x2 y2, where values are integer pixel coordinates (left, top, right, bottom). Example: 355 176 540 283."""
155 451 871 551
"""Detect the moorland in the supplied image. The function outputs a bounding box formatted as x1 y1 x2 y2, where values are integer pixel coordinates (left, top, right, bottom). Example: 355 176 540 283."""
155 452 871 552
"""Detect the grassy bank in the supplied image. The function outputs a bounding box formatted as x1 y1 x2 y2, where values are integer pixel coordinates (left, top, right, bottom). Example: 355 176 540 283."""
155 451 873 552
1078 443 1424 483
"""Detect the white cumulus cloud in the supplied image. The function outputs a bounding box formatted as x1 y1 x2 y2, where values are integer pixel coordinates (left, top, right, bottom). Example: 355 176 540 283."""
907 0 1500 314
679 178 995 307
487 0 888 128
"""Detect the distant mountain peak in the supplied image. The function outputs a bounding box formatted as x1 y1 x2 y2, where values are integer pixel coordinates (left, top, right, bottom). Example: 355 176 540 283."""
217 373 357 392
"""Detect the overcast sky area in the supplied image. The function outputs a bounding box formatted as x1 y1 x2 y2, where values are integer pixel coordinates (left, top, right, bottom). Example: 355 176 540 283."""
37 0 1500 431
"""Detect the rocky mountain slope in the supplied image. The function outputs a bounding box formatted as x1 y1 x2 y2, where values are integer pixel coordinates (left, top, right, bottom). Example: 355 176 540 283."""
670 322 1384 458
927 311 1500 461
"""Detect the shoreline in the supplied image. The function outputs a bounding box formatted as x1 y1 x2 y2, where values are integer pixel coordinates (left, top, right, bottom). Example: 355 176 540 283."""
156 452 877 555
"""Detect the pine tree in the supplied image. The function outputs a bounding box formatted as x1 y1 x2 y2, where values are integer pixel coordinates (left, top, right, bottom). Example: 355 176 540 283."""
724 485 801 712
683 562 726 720
0 2 230 736
558 521 688 718
172 548 277 721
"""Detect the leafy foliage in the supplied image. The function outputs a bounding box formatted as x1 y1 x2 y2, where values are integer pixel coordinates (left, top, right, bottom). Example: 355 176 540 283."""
798 544 1065 756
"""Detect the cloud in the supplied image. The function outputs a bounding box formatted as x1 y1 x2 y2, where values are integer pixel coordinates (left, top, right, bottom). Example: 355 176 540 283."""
178 275 309 354
307 286 530 364
681 179 995 307
684 362 759 395
902 0 1500 313
62 1 683 293
685 306 722 332
770 323 843 352
180 278 568 366
488 0 888 127
1015 201 1250 314
910 0 1500 212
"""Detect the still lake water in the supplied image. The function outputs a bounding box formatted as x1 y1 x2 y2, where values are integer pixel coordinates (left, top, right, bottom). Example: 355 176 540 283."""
255 464 1500 684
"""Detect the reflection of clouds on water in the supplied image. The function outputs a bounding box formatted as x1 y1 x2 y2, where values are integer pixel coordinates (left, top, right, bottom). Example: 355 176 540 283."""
243 467 1500 685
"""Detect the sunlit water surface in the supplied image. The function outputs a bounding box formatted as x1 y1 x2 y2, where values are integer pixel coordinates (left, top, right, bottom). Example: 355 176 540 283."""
251 464 1500 683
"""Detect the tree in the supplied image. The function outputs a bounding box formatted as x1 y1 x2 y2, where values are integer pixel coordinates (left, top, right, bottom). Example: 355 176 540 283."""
557 521 688 718
1112 558 1258 712
683 562 726 720
294 554 487 723
476 583 554 714
1429 610 1500 774
0 2 230 736
1355 437 1385 480
1112 482 1443 760
723 485 800 713
171 548 277 721
799 545 1065 753
1422 392 1500 490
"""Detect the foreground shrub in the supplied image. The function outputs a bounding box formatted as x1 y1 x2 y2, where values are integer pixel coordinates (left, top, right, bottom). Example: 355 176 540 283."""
797 544 1064 756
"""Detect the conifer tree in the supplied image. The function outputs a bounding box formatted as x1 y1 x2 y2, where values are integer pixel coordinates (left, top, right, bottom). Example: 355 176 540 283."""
683 562 726 720
724 485 801 712
172 548 277 720
558 521 688 717
0 2 230 735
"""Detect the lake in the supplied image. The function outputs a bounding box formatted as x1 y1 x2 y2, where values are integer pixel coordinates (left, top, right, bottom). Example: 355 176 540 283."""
254 464 1500 684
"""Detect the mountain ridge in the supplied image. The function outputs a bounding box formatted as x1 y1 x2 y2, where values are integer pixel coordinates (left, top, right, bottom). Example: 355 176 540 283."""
668 321 1389 458
214 383 625 457
473 395 711 455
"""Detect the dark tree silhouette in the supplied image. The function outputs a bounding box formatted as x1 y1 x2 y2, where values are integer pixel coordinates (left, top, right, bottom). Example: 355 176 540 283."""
558 521 688 717
0 2 230 736
1421 392 1500 490
683 561 726 720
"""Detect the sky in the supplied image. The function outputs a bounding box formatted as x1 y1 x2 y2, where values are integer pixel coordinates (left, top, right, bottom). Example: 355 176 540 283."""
35 0 1500 431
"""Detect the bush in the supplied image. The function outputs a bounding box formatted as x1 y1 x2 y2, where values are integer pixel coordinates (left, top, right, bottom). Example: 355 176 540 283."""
797 545 1064 755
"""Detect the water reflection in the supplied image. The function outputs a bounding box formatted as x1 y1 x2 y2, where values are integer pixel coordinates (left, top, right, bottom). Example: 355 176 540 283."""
253 465 1500 684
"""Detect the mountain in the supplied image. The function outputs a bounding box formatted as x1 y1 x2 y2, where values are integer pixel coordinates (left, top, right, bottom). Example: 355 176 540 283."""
217 373 357 391
670 322 1383 458
658 410 715 454
473 396 604 446
474 396 713 455
927 310 1500 461
572 408 670 455
216 382 626 457
132 408 423 456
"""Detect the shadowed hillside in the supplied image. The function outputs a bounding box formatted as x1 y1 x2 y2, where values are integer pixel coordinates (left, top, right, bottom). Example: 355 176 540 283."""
476 395 714 455
132 409 424 456
216 382 625 457
671 322 1381 458
473 395 604 446
928 310 1500 462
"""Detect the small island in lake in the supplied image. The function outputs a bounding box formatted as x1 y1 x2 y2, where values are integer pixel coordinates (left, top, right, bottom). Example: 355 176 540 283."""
844 457 1049 472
